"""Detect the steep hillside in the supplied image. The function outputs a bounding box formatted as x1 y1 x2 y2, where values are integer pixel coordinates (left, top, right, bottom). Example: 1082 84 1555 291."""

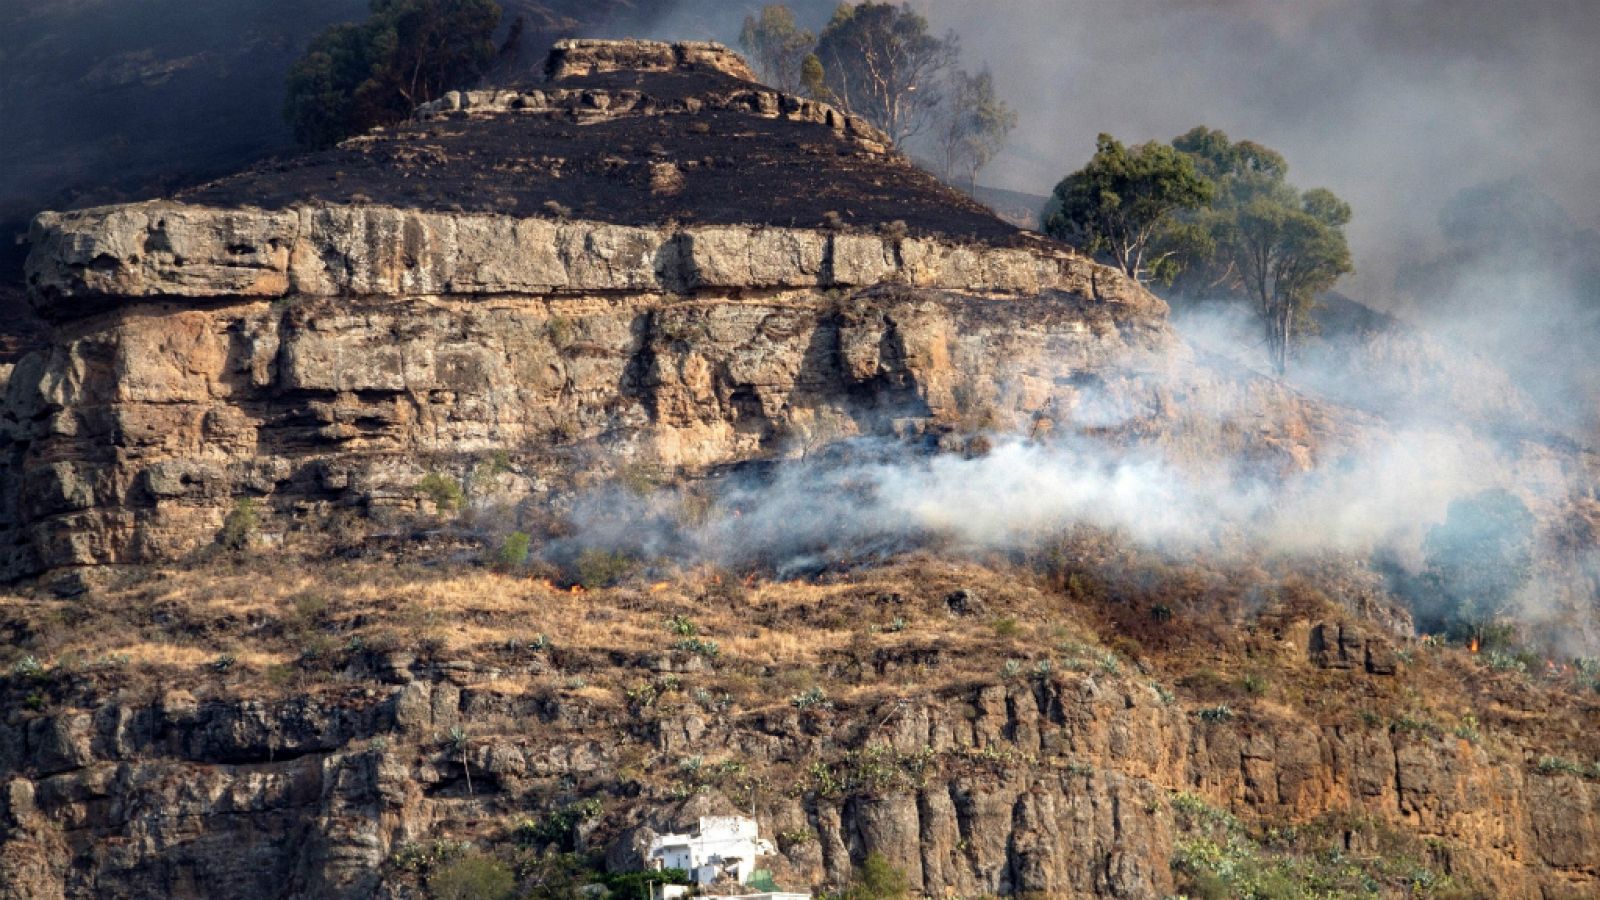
2 39 1599 900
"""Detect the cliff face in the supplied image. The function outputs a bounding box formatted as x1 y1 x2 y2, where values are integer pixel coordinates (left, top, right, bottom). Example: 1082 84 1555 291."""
3 560 1598 900
0 37 1251 582
4 39 1599 900
5 199 1177 579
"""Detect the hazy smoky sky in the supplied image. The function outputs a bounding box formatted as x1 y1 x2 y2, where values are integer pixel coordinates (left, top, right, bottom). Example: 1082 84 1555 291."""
619 0 1600 302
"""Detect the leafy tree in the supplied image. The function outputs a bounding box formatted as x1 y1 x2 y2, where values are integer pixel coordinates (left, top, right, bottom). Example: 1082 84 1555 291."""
1170 127 1353 374
800 52 833 102
1420 489 1536 645
285 0 501 149
837 851 910 899
934 67 1017 191
739 4 816 93
1044 134 1213 285
813 2 959 147
1173 125 1286 185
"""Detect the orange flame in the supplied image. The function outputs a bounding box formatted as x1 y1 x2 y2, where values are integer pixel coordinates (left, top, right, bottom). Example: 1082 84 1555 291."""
1469 637 1479 653
650 582 670 593
570 585 586 595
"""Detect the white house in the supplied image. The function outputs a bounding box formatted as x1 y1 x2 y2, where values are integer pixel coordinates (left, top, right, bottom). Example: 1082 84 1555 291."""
646 815 777 887
648 889 808 900
643 883 806 890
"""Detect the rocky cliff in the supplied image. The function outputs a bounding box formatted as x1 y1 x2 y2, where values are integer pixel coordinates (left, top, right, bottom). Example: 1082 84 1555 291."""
3 39 1599 900
3 558 1599 899
0 38 1275 583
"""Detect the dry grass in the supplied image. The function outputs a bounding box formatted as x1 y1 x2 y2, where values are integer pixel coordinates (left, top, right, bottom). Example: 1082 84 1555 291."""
2 544 1597 765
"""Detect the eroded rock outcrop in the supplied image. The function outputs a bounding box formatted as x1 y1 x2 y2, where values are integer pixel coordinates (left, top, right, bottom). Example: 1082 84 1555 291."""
0 41 1266 580
3 658 1597 898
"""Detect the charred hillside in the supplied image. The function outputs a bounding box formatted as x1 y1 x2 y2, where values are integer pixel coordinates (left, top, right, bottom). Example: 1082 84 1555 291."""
177 44 1026 246
2 39 1599 900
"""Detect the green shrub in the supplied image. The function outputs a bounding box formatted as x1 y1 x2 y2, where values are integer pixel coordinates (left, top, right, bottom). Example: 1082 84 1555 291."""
495 531 531 568
792 687 832 710
1484 649 1528 674
666 614 698 636
512 798 604 852
427 852 515 900
618 462 667 496
392 838 471 874
674 637 720 658
837 852 910 899
11 655 46 679
991 616 1020 638
1535 755 1585 776
292 592 329 624
1391 714 1437 736
575 549 636 589
419 473 465 514
219 498 260 551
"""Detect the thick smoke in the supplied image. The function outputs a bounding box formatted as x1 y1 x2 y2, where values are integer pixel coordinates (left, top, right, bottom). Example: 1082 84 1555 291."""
535 384 1597 657
550 429 1512 573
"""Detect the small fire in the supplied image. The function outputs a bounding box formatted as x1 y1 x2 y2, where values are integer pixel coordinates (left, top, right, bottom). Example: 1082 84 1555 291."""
1469 637 1480 654
650 581 670 593
570 585 586 595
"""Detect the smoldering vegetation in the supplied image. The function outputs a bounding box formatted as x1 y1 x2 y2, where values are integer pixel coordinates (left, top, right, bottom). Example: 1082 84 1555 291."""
496 334 1598 656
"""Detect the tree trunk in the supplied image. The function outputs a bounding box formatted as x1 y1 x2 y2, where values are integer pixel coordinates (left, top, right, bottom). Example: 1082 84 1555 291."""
1264 298 1290 376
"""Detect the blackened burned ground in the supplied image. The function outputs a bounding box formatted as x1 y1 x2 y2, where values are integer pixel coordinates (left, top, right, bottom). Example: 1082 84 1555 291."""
177 72 1032 247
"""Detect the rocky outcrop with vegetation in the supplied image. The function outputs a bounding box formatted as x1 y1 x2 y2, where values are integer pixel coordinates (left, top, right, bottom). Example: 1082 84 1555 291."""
3 39 1598 900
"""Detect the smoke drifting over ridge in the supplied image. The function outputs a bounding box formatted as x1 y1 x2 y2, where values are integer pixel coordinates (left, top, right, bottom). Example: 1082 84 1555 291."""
620 0 1600 305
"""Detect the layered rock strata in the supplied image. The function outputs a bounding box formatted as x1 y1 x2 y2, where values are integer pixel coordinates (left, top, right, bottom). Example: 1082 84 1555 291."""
3 637 1596 898
2 40 1195 579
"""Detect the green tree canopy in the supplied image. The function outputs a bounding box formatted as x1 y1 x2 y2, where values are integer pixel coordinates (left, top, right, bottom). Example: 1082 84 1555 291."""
1044 133 1213 285
284 0 500 149
813 2 959 146
934 67 1017 191
800 51 832 102
1169 127 1353 374
740 4 816 94
1173 125 1287 185
1177 127 1350 371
